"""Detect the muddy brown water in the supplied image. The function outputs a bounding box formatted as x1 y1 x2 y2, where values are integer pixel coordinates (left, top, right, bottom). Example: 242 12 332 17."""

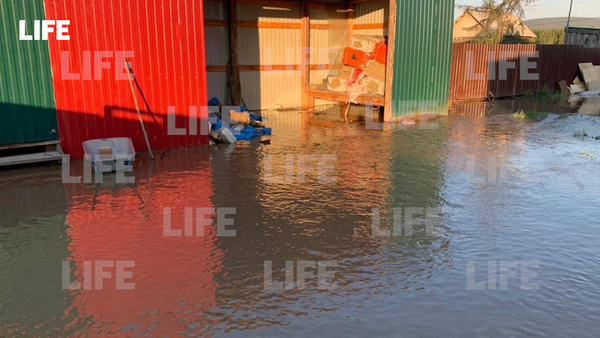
1 99 600 337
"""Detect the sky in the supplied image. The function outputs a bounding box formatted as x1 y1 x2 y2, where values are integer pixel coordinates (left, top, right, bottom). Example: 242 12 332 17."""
454 0 600 20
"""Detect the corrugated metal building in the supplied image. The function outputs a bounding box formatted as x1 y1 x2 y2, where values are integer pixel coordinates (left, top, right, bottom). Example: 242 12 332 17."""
204 0 456 119
566 27 600 48
1 0 209 158
391 0 455 117
204 0 347 110
0 0 58 146
0 0 457 160
44 0 209 158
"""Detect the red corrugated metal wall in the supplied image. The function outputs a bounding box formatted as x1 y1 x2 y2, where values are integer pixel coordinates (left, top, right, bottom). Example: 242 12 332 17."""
450 43 600 101
44 0 208 158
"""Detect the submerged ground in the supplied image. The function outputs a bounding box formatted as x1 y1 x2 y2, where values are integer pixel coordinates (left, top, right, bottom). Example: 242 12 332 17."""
1 98 599 337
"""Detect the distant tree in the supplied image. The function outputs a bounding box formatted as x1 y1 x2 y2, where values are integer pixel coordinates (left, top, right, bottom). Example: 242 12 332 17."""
533 28 565 45
462 0 538 44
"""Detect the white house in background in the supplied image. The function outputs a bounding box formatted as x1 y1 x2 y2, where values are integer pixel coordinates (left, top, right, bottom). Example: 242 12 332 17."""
453 9 537 43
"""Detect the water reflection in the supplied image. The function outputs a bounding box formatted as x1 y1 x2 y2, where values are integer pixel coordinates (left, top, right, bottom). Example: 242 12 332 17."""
452 96 600 117
63 148 219 335
1 104 599 336
0 167 69 335
569 96 600 115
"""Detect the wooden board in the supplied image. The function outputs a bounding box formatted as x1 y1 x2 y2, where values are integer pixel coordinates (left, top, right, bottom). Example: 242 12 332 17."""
594 66 600 91
559 80 570 95
0 151 61 167
308 87 385 107
580 63 600 91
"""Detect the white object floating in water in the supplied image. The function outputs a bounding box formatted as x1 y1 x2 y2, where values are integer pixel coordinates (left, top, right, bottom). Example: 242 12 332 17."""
82 137 136 173
210 127 237 144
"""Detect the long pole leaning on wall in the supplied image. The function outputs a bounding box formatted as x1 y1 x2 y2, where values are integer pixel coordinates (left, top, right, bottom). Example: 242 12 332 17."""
301 0 311 110
228 0 242 106
383 0 397 122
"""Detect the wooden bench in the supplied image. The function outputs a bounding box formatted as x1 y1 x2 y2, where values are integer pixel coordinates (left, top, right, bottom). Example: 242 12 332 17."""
307 85 385 109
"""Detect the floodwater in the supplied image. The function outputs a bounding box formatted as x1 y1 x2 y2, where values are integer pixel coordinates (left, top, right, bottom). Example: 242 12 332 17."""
1 98 600 337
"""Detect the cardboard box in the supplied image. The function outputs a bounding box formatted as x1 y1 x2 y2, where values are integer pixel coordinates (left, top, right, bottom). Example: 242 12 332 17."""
580 63 600 91
373 41 387 64
339 65 356 80
351 35 378 53
327 76 349 92
343 48 368 68
365 60 386 82
366 78 385 96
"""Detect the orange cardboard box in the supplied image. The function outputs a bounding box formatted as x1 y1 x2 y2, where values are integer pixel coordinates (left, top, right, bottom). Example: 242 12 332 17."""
342 48 368 68
373 41 387 64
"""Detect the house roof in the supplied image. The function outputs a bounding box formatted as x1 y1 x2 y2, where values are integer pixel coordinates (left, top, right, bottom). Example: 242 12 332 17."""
453 9 537 41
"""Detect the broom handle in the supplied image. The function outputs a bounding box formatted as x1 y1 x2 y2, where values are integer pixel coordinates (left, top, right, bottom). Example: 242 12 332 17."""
124 59 154 159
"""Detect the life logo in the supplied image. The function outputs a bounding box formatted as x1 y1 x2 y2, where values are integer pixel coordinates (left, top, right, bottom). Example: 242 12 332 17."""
19 20 70 40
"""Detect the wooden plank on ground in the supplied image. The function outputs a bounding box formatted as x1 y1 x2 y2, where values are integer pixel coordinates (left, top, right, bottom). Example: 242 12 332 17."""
559 80 570 95
580 63 600 91
0 152 62 167
308 88 385 107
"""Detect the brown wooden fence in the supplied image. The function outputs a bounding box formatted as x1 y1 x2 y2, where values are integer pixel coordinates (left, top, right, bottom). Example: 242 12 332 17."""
450 43 600 101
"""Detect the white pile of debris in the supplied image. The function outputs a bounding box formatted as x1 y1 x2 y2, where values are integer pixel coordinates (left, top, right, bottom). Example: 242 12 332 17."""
569 63 600 97
326 35 387 103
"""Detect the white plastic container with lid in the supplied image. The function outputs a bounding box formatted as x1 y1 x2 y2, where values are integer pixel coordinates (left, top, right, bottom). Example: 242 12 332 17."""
82 137 137 173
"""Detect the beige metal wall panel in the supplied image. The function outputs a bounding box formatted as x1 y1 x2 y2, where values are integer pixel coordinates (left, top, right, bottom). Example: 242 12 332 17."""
310 29 337 65
237 3 302 109
205 26 229 66
241 71 301 110
310 7 346 92
353 28 388 36
239 28 301 65
204 1 228 105
310 69 329 85
207 72 229 103
238 3 301 22
354 0 388 25
203 2 349 110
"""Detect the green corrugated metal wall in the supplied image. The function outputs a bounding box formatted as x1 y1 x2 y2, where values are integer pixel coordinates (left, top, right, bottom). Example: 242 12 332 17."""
392 0 454 117
0 0 57 146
